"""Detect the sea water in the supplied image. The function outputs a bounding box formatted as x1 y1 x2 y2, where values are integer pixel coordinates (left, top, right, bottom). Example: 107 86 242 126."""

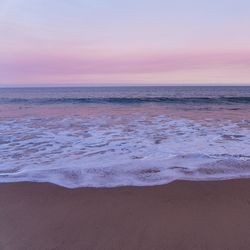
0 86 250 187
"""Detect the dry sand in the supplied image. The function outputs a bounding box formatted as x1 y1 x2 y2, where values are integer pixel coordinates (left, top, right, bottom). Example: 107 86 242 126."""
1 179 250 250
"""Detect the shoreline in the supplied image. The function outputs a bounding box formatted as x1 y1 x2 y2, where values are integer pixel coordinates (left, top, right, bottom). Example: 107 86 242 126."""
1 179 250 249
2 176 250 189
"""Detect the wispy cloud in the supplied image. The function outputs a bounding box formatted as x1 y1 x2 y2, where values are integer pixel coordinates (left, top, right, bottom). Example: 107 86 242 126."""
1 51 250 75
1 51 250 84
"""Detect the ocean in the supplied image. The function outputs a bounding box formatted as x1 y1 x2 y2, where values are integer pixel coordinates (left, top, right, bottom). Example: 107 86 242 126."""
0 86 250 187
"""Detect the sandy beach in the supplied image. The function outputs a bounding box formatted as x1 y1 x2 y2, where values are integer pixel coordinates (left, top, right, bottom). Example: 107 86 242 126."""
1 179 250 250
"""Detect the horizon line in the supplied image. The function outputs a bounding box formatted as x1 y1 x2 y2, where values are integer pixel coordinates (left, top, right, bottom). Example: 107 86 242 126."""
1 83 250 88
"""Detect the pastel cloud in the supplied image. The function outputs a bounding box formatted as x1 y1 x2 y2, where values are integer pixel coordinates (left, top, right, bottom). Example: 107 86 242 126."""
1 51 250 85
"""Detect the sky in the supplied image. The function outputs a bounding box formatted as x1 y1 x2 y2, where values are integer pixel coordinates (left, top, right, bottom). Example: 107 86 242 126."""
0 0 250 86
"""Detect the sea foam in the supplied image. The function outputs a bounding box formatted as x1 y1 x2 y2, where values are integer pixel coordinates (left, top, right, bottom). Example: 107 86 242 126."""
1 114 250 188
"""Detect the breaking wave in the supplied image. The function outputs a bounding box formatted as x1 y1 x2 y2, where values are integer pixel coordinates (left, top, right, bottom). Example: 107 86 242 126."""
1 96 250 105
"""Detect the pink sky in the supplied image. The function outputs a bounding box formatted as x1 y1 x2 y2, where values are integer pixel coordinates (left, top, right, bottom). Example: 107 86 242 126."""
0 0 250 86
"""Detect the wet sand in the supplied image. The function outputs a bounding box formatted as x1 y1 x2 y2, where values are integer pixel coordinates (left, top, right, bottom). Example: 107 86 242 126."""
1 179 250 250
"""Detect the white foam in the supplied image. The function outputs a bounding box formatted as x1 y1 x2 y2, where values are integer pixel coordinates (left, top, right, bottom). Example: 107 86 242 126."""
0 115 250 188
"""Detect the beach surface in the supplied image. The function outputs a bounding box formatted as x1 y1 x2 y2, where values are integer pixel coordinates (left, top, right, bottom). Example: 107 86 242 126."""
1 179 250 250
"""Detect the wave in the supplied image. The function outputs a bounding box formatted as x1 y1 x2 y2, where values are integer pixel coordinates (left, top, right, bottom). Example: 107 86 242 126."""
1 115 250 188
1 96 250 105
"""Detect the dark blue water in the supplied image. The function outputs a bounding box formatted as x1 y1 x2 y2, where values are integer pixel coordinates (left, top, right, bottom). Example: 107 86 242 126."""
1 86 250 105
